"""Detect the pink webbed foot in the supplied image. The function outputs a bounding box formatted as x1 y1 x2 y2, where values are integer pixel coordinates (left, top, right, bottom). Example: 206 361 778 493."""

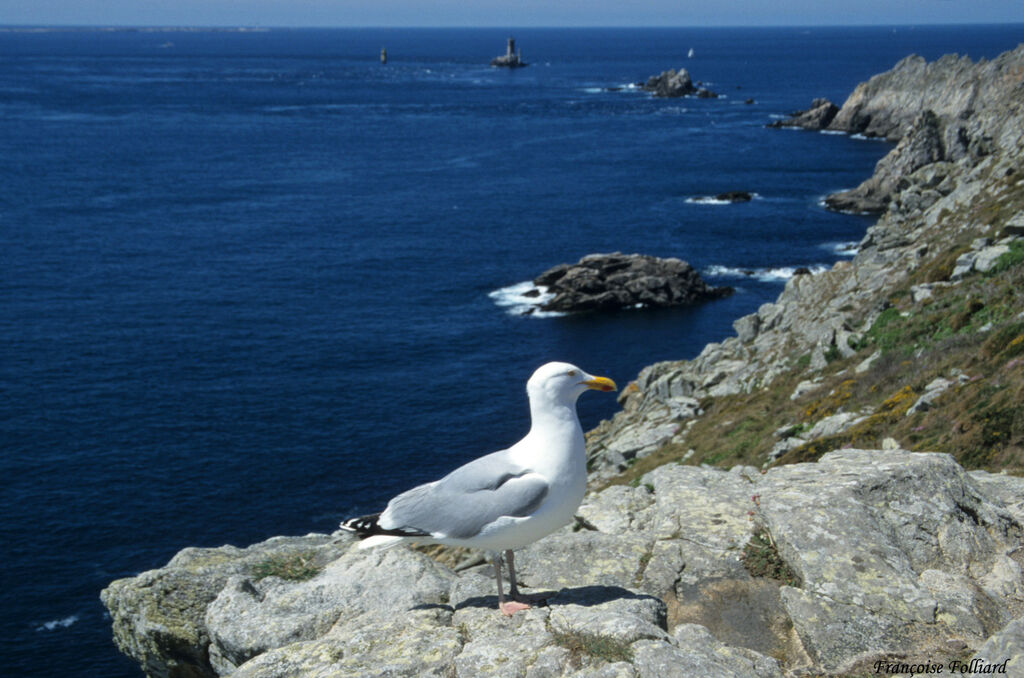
499 600 532 616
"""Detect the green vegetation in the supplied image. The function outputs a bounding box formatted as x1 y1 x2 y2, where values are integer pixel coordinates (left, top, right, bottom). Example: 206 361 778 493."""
552 630 634 665
251 551 322 582
741 530 801 587
985 239 1024 276
592 171 1024 489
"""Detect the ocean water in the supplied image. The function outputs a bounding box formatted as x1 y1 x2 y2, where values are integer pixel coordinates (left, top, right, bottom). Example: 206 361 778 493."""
2 25 1021 676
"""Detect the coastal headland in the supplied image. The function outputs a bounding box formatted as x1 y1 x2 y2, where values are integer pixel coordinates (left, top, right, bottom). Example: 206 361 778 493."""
102 45 1024 677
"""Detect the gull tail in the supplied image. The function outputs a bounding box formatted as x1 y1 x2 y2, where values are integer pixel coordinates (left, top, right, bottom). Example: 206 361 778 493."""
339 513 430 550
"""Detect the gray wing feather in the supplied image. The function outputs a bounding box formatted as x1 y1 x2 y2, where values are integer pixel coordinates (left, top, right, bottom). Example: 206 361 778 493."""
381 449 549 540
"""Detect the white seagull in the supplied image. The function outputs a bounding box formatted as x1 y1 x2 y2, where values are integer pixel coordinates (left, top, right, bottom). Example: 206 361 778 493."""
340 361 616 615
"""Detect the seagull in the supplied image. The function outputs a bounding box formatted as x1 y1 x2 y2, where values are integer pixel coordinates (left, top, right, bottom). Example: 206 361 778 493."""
340 361 616 615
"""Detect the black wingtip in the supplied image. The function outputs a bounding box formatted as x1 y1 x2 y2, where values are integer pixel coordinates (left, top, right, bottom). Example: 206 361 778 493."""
339 513 429 539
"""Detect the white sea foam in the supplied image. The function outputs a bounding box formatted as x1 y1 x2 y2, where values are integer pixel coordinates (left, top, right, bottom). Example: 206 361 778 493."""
704 264 829 282
686 196 731 205
825 241 859 256
819 130 846 135
850 133 888 141
686 192 760 205
488 282 564 317
36 616 79 632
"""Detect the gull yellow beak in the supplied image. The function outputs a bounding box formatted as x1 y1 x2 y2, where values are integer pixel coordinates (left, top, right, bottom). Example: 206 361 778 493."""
583 376 617 392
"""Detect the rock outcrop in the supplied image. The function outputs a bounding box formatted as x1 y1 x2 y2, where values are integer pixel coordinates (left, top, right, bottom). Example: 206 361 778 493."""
767 98 839 131
586 45 1024 480
641 68 717 99
824 45 1024 213
529 252 732 313
101 450 1024 677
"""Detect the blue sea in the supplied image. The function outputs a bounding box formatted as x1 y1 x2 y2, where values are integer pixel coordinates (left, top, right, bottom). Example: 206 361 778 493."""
2 24 1021 676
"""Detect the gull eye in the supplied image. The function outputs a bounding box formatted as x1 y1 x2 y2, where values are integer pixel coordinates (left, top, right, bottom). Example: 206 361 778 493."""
567 369 578 377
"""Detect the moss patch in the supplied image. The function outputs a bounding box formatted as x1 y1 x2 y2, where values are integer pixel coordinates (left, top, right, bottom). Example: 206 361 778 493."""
552 630 634 666
741 531 801 588
251 552 322 582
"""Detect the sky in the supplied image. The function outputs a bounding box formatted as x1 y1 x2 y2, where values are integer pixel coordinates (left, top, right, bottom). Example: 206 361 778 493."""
0 0 1021 27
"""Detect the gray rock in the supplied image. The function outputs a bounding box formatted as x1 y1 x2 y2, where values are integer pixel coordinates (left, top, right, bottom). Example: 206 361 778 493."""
855 350 882 374
974 244 1011 272
101 452 1024 678
907 377 952 414
1003 211 1024 237
531 252 732 313
205 546 456 672
639 69 714 98
734 313 760 342
952 250 979 279
971 616 1024 676
232 613 464 678
826 110 946 214
100 534 343 678
768 97 839 131
631 624 782 678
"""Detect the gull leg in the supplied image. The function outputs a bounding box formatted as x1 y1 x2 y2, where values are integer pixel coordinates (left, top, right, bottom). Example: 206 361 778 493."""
494 551 529 616
505 549 549 605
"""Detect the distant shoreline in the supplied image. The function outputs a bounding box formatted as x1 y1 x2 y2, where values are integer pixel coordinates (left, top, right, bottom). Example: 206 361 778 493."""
0 26 271 33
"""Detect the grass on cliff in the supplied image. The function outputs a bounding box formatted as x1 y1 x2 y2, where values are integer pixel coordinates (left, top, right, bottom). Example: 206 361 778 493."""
552 629 634 666
741 530 801 588
251 551 322 582
598 193 1024 485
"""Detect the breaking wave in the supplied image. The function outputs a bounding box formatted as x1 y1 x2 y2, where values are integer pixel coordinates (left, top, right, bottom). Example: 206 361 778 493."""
488 282 565 317
36 616 79 632
686 192 759 205
704 264 829 282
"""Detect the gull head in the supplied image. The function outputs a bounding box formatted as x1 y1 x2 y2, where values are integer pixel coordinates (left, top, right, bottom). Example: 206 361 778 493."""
526 361 617 405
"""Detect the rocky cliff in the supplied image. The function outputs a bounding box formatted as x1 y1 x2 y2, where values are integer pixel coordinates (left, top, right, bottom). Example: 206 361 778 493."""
101 450 1024 677
102 47 1024 677
587 44 1024 479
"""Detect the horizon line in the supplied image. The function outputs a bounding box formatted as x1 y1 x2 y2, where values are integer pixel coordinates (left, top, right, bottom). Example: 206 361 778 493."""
1 21 1022 31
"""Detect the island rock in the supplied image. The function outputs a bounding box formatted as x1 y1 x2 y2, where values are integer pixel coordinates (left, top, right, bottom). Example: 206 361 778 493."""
640 68 717 98
530 252 732 313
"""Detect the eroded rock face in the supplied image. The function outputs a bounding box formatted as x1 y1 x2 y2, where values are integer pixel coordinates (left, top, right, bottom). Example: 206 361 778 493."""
821 46 1024 213
101 451 1024 678
826 109 948 214
767 98 839 131
531 252 732 313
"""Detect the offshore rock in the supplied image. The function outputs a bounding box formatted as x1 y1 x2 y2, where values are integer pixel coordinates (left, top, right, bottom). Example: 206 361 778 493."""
767 97 839 130
641 68 716 98
531 252 732 313
101 450 1024 677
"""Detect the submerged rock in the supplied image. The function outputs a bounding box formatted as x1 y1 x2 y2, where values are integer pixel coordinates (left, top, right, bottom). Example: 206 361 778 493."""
530 252 732 313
